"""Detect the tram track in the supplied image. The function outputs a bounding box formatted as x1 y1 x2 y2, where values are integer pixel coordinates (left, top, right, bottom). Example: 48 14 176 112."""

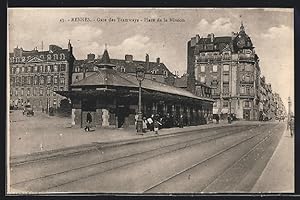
142 123 281 193
11 124 267 192
10 124 253 166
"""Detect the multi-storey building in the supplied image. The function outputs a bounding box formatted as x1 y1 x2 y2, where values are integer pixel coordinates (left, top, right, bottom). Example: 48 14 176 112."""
187 23 261 120
258 76 286 121
72 52 176 86
9 41 75 110
174 73 212 99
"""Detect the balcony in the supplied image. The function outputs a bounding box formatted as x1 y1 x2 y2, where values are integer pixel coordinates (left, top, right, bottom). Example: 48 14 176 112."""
238 54 255 62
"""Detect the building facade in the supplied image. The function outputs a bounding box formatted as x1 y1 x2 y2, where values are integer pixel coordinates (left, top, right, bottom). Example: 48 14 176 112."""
259 76 286 121
187 23 261 120
9 41 75 110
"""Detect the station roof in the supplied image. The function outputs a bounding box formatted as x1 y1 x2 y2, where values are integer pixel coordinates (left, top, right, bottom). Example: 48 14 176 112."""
71 66 213 102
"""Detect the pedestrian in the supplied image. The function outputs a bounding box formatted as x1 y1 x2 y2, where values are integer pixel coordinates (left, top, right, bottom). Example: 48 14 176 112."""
153 119 161 135
216 114 220 124
134 113 139 132
147 115 154 131
85 112 92 132
142 117 147 133
290 116 294 137
179 114 184 128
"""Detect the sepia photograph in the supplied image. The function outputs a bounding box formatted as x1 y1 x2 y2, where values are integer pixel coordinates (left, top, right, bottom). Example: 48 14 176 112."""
7 8 294 194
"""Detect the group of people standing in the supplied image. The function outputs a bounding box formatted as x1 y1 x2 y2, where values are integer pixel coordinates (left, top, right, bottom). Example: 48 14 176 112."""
135 113 186 134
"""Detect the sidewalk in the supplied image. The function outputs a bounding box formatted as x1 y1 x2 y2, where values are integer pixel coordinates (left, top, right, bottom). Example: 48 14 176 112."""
251 125 294 193
9 110 267 158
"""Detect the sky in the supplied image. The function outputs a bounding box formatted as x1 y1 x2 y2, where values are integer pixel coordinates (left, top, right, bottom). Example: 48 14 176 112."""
8 8 294 112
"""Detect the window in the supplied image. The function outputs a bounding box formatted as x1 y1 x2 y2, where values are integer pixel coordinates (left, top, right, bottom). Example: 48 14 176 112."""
223 84 229 94
15 89 18 96
47 65 51 72
200 76 205 83
200 65 205 72
244 101 250 108
33 66 38 73
60 77 65 85
39 65 43 73
246 86 251 95
54 76 58 84
40 88 44 96
60 53 65 60
60 87 64 91
34 76 38 85
223 64 229 71
164 70 168 76
53 54 58 60
40 75 45 85
22 76 26 85
240 65 245 71
28 76 32 85
223 101 229 107
213 101 217 107
16 67 20 74
47 88 50 96
33 87 37 96
40 55 44 59
47 54 51 60
27 66 32 73
53 65 58 72
245 75 251 82
53 87 57 96
47 75 52 84
17 77 21 86
245 65 253 72
240 86 245 94
213 65 218 72
223 74 229 82
21 88 24 96
60 64 66 71
27 88 31 96
21 67 25 73
120 66 126 73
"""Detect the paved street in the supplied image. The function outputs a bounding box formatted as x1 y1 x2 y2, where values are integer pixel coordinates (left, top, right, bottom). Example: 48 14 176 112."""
8 119 292 193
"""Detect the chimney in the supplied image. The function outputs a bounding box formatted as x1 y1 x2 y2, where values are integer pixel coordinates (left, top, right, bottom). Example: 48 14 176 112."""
196 34 200 43
156 57 160 64
145 54 149 70
125 54 133 62
210 33 214 42
87 53 95 61
13 46 23 57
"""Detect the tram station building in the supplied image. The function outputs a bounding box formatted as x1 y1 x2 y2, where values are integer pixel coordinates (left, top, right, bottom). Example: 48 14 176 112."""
57 49 214 129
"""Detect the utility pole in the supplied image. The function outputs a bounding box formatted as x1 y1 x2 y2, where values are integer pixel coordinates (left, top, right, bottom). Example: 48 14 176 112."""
288 96 291 121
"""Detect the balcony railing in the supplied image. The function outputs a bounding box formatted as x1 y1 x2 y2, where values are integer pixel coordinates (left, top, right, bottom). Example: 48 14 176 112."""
238 54 255 62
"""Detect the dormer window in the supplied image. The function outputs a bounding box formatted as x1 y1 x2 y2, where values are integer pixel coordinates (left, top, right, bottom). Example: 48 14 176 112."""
163 70 168 76
40 55 44 59
60 53 65 60
120 66 126 73
53 54 58 60
47 54 51 60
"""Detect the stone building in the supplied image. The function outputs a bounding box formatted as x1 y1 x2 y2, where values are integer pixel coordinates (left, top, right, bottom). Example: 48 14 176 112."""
9 41 75 110
258 76 286 121
72 52 176 86
57 49 214 129
187 22 261 120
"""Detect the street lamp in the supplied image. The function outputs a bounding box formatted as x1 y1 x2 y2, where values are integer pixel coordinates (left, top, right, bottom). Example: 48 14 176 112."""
228 96 232 124
136 65 145 133
288 96 291 122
